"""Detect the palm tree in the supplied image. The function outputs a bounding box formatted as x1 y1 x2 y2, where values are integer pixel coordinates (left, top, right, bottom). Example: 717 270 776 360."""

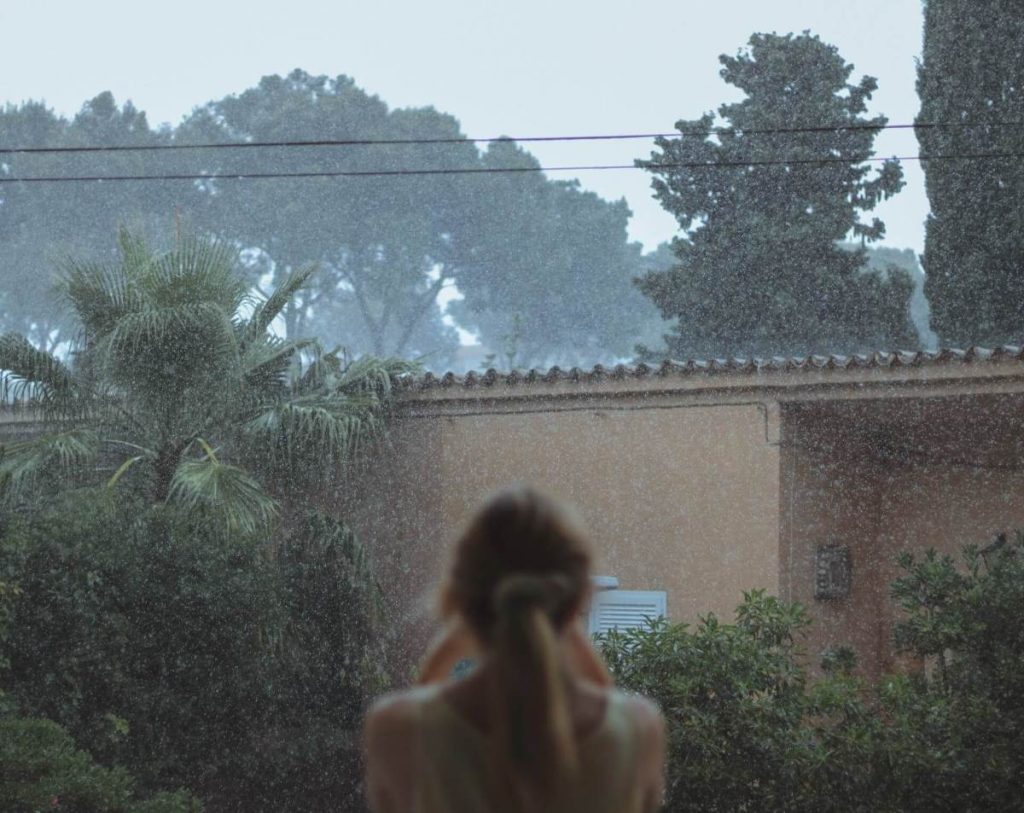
0 228 415 533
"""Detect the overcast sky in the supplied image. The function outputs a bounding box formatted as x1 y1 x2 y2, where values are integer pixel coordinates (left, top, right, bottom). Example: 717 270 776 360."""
1 0 927 252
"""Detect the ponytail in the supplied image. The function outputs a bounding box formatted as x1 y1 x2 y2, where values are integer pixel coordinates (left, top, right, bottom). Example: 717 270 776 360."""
488 574 578 808
444 486 594 808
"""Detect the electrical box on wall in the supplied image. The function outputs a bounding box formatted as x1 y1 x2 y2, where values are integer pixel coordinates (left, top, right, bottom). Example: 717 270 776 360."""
815 543 852 600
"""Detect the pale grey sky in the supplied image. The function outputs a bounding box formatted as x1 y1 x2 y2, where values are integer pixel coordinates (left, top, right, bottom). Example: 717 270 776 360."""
1 0 927 252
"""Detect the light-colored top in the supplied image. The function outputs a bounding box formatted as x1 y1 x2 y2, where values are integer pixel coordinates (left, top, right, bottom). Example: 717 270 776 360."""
407 686 655 813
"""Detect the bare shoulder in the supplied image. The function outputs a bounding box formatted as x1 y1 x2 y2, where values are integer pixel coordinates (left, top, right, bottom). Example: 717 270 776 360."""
364 689 426 746
621 691 665 736
619 692 666 808
621 692 667 764
364 689 430 812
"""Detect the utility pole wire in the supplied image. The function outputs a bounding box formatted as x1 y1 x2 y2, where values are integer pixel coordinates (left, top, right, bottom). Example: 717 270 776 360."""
0 151 1021 185
0 121 1022 156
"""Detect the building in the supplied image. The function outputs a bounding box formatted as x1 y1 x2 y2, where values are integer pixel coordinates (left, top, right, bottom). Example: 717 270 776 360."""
342 347 1024 680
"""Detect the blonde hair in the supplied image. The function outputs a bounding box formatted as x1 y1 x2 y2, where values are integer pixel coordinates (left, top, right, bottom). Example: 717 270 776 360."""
443 486 592 809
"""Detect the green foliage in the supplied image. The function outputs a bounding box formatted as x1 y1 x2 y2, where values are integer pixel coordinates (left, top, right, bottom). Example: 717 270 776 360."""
0 488 381 812
0 715 199 813
600 592 829 811
0 94 178 351
600 540 1024 812
917 0 1024 346
0 230 405 811
167 455 279 536
0 333 76 406
0 73 661 369
0 230 413 518
886 535 1024 809
444 139 663 367
840 243 937 349
637 33 916 359
0 430 98 502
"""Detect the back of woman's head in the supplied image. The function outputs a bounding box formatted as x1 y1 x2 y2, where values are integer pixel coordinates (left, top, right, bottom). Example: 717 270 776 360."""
444 486 593 809
446 485 591 636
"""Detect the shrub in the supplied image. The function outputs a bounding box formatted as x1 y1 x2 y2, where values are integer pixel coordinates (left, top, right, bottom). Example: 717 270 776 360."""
600 591 846 811
0 715 198 812
0 488 380 811
598 539 1024 813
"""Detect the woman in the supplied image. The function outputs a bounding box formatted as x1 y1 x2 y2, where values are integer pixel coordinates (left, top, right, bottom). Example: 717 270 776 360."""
364 486 665 813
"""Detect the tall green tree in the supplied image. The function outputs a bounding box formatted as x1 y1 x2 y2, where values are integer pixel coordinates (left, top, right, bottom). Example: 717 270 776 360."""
0 95 193 351
636 33 915 360
180 71 659 369
917 0 1024 346
178 71 473 364
449 139 663 367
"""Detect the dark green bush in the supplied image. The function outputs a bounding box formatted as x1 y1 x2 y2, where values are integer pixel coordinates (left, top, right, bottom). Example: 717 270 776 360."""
599 538 1024 813
0 715 198 812
600 592 838 811
0 489 381 812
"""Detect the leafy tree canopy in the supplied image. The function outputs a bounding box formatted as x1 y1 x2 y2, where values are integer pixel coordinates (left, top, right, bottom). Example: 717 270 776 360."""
636 32 916 360
0 95 184 351
1 71 661 370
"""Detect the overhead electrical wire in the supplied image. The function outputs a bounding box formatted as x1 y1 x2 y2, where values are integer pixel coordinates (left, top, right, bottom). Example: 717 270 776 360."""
0 120 1022 157
0 150 1021 185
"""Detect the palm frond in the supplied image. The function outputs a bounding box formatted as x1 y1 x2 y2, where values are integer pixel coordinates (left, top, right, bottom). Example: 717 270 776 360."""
244 397 383 472
334 355 419 400
116 224 152 266
296 343 343 393
244 264 319 343
0 333 77 413
0 429 98 501
168 457 278 536
105 302 239 384
59 252 146 342
147 235 249 315
297 349 417 400
106 454 147 489
242 336 315 393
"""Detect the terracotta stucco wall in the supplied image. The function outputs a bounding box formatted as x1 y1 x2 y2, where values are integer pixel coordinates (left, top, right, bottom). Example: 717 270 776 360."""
780 438 890 679
346 400 781 667
781 395 1024 680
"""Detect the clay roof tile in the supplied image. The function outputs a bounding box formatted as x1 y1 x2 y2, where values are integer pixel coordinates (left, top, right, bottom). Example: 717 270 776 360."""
405 345 1024 389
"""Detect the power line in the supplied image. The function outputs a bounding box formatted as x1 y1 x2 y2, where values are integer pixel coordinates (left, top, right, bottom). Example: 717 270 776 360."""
1 121 1022 157
0 151 1021 185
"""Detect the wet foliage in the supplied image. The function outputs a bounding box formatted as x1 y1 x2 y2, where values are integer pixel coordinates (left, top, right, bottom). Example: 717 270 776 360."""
1 489 385 811
0 74 665 370
0 233 401 811
598 538 1024 812
918 0 1024 346
636 33 916 360
0 716 199 812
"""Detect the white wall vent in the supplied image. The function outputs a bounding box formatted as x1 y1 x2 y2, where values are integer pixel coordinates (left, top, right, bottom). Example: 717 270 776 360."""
588 589 667 636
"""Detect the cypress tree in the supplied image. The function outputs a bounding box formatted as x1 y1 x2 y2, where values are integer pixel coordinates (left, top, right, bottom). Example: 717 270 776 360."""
917 0 1024 346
